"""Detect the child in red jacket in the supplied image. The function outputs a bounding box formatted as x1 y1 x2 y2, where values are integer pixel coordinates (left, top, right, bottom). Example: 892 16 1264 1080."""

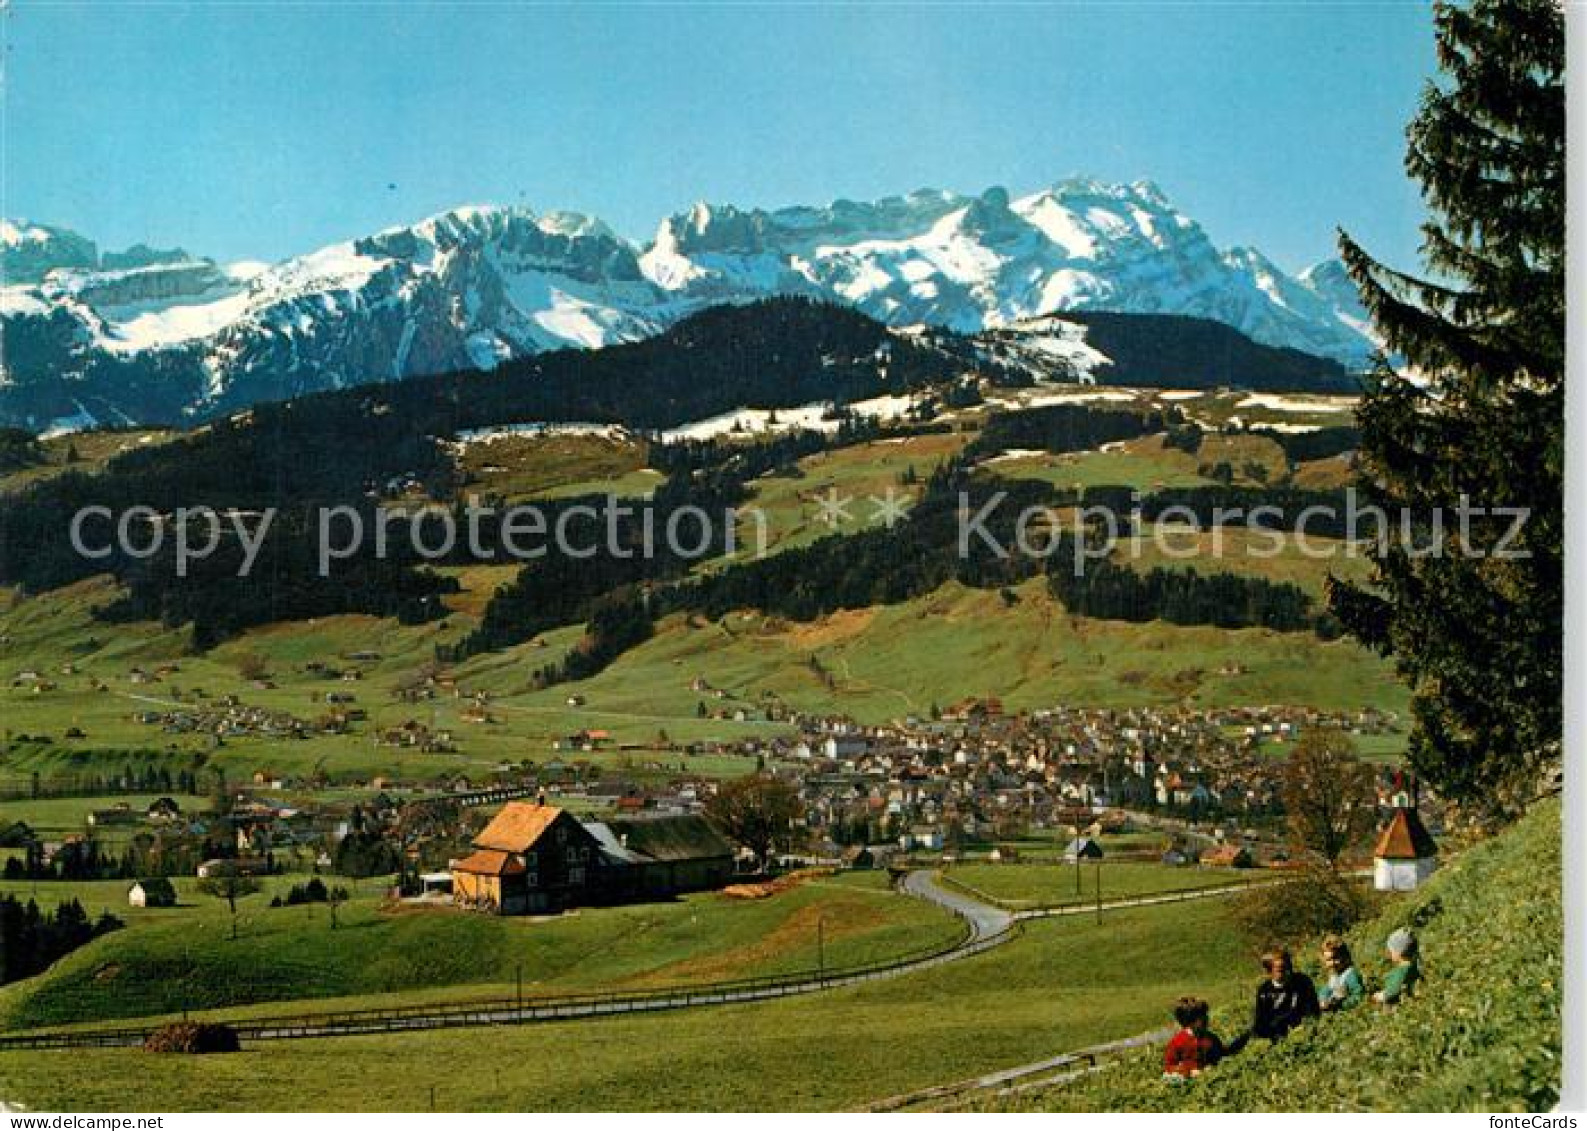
1163 997 1225 1079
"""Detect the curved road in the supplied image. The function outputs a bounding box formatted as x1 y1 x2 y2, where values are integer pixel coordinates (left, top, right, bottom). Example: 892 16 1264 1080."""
902 868 1014 940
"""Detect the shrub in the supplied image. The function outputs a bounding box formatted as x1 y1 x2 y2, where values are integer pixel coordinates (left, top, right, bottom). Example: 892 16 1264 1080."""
1228 868 1381 951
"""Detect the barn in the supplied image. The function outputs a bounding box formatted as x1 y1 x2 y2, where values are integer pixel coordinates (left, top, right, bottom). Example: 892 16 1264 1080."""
603 815 736 896
452 803 737 914
128 877 177 908
451 803 613 915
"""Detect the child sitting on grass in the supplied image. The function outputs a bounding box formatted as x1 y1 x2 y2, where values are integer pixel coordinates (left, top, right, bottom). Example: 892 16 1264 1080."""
1162 996 1225 1079
1318 935 1366 1012
1373 928 1420 1005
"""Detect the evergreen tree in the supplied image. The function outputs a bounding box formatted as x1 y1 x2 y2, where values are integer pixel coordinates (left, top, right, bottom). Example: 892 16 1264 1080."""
1330 0 1563 812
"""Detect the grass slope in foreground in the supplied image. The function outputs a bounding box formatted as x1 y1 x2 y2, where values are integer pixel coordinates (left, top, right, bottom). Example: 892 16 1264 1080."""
0 897 1249 1111
988 797 1563 1112
942 861 1251 911
0 871 959 1030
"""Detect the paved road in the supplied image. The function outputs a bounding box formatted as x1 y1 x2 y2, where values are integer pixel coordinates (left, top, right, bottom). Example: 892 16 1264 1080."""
903 868 1015 940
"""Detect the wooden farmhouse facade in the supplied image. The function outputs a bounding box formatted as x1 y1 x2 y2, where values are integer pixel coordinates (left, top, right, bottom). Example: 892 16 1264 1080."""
452 802 735 915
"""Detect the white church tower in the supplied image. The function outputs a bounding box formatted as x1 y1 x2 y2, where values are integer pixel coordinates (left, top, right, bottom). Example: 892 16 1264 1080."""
1373 775 1439 892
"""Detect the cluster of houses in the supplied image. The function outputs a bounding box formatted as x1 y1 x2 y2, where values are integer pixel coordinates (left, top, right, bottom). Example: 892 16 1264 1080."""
9 651 1450 919
772 703 1415 859
133 699 317 742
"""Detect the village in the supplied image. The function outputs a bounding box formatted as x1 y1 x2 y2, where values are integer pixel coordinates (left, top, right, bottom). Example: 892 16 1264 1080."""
1 673 1431 914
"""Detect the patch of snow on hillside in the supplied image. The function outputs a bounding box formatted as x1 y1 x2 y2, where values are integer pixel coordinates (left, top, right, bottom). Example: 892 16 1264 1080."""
1236 392 1356 414
847 393 923 420
1254 421 1325 434
0 288 49 316
988 387 1139 410
660 402 839 442
983 448 1047 464
103 289 254 351
451 422 629 446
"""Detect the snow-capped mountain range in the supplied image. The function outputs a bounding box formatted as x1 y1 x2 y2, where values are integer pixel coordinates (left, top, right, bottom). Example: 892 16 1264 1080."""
0 178 1371 430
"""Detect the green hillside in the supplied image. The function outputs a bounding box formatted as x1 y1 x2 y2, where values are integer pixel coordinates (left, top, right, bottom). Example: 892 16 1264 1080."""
1 567 1408 789
991 797 1563 1112
0 871 960 1030
0 897 1252 1111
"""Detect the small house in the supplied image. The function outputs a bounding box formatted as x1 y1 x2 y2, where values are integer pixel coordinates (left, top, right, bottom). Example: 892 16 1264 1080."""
1373 806 1438 891
451 802 610 915
128 877 177 908
1063 836 1104 862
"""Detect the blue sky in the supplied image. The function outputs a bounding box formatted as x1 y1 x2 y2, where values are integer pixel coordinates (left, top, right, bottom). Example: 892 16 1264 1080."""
3 2 1436 273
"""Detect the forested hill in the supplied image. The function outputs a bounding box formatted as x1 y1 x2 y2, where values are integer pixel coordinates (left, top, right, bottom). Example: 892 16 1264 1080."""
1054 313 1359 393
0 296 1358 649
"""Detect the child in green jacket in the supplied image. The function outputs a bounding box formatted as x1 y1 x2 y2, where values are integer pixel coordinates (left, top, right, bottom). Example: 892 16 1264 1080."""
1374 928 1420 1005
1318 935 1365 1011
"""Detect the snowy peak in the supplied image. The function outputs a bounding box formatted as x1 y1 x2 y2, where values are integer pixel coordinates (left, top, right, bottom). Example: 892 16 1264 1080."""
1 220 101 284
636 177 1372 363
0 176 1377 430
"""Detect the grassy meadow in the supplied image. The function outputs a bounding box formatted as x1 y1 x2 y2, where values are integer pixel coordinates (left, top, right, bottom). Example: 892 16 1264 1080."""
0 430 182 496
732 431 970 558
2 563 1407 790
0 896 1253 1110
986 799 1563 1112
0 870 961 1031
941 861 1253 911
450 430 660 504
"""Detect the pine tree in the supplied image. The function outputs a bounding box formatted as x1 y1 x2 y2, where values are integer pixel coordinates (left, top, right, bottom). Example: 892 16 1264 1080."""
1329 0 1563 814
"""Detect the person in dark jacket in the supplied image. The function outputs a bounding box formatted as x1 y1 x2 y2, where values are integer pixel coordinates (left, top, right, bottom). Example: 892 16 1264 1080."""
1249 947 1321 1038
1228 947 1320 1052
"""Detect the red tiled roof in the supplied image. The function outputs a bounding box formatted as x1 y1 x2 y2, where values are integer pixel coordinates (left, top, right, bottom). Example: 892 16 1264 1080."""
473 802 564 853
451 848 525 876
1374 808 1438 860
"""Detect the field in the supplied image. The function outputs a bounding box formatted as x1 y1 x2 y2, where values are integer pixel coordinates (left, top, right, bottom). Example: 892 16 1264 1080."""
0 896 1253 1110
981 431 1336 495
0 429 181 495
735 432 970 557
983 434 1217 492
524 578 1409 725
0 870 962 1030
1170 390 1358 431
450 430 661 504
0 575 784 787
989 798 1563 1112
1 563 1407 790
941 861 1253 911
1114 525 1374 597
